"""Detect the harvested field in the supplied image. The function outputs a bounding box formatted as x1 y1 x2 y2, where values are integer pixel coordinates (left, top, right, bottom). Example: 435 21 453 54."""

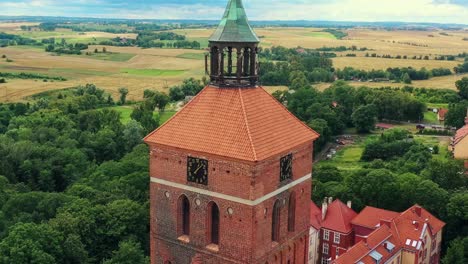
0 27 467 102
314 73 468 91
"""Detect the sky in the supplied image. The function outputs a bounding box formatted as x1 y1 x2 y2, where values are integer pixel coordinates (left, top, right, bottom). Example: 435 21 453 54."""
0 0 467 24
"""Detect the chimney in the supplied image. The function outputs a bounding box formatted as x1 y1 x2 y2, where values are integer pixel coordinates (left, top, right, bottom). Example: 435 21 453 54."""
413 220 420 230
414 206 422 217
322 199 328 221
328 197 333 204
347 200 352 208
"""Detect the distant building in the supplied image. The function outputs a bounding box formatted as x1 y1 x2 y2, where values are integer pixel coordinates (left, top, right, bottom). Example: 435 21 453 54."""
437 108 448 123
331 205 445 264
449 111 468 161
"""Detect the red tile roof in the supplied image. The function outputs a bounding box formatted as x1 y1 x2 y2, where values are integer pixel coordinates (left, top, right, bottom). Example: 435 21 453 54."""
438 108 448 120
144 86 319 162
351 206 400 229
322 199 357 233
334 225 401 264
453 124 468 146
310 201 322 230
333 204 445 264
393 205 445 250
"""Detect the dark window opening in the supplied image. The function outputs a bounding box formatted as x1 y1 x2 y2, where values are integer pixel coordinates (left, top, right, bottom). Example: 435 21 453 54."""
272 200 281 242
178 195 190 236
208 202 220 245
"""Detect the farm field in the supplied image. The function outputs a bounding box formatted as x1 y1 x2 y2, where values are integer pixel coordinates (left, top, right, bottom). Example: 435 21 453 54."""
1 23 467 102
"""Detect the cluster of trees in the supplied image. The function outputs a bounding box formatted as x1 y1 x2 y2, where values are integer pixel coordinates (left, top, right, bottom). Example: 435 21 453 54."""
260 52 335 85
312 129 468 262
168 77 206 101
272 82 426 150
0 32 39 47
365 53 456 61
323 29 348 39
40 22 131 34
259 45 454 87
260 46 336 61
454 61 468 74
445 77 468 128
0 84 152 263
337 66 451 83
99 32 201 49
316 45 368 52
0 72 66 81
44 39 88 55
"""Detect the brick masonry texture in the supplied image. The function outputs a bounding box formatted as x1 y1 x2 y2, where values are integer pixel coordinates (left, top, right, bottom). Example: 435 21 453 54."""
149 142 315 264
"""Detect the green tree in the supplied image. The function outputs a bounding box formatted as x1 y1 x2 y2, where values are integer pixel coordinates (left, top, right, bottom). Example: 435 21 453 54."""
402 73 412 84
445 102 468 128
123 120 144 152
103 240 148 264
308 118 330 151
456 77 468 100
118 88 129 105
346 169 401 211
0 223 63 264
351 104 377 133
314 165 343 183
442 237 468 264
423 159 466 190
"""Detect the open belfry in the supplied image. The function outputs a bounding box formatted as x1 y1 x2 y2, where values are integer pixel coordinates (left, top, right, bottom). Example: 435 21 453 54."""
144 0 319 263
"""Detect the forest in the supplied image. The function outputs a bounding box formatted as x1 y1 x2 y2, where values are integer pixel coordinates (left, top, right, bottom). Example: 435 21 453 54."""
0 76 466 262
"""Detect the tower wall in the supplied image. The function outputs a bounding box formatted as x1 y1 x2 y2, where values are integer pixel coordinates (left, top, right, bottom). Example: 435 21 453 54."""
149 143 314 264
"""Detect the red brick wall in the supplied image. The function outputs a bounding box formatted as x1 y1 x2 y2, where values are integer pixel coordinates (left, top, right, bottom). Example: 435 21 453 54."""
318 229 354 262
149 142 314 264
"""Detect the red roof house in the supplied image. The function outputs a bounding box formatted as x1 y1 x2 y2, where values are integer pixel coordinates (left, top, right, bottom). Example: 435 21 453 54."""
450 111 468 160
318 199 357 263
332 205 445 264
437 108 448 122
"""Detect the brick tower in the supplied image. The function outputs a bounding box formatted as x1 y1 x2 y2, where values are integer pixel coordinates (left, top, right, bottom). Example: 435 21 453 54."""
144 1 319 263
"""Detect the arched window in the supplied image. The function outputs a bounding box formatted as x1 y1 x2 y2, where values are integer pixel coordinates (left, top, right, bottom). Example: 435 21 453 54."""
288 192 296 232
272 200 281 242
178 195 190 236
207 202 220 245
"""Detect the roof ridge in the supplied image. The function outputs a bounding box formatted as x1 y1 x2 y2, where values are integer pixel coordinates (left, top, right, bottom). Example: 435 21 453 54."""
143 86 207 143
238 88 258 161
258 87 320 139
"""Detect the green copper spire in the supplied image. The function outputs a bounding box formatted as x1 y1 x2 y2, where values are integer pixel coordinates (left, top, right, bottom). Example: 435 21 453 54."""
209 0 259 43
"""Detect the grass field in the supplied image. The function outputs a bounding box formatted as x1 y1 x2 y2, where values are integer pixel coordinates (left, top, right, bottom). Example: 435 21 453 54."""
81 52 136 62
319 145 366 171
424 111 439 124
